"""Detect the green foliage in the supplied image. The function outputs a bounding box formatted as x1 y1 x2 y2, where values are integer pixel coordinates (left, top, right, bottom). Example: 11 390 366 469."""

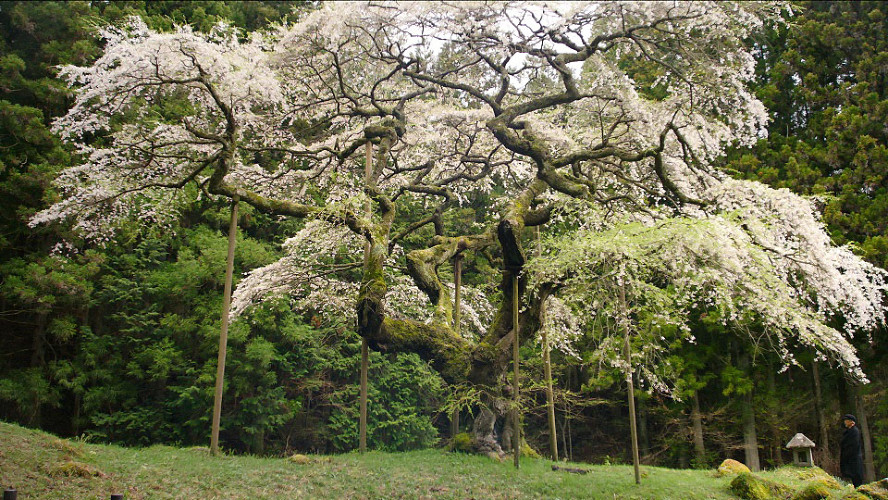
327 350 445 452
727 2 888 268
97 1 307 34
0 368 60 425
451 432 473 453
520 441 541 459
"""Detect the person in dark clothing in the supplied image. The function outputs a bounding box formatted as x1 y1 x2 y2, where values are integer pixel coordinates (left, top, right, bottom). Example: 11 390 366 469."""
840 414 864 487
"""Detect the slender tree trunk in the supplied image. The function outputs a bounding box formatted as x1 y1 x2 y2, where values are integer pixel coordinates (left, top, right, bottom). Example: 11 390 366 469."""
637 395 650 459
564 366 573 461
211 195 239 456
73 392 82 436
512 273 521 469
543 327 558 461
738 351 760 471
451 255 462 439
691 390 706 466
27 312 48 425
766 367 783 467
359 141 373 453
567 415 573 461
255 429 265 455
812 361 831 469
30 312 48 369
742 392 760 471
853 387 876 482
619 283 640 484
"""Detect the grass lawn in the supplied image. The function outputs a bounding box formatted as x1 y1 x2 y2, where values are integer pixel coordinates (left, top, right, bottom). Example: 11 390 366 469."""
0 421 862 499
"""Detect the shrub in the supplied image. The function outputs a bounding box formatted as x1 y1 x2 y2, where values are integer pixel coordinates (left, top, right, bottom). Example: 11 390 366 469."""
451 432 473 453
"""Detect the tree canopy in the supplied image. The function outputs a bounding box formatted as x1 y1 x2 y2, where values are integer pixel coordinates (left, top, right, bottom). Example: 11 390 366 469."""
5 0 888 471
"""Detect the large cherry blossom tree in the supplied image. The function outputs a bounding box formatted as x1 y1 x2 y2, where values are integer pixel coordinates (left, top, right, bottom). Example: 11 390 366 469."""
35 1 886 453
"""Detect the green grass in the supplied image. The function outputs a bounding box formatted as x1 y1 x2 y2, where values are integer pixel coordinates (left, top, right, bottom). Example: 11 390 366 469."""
0 421 860 499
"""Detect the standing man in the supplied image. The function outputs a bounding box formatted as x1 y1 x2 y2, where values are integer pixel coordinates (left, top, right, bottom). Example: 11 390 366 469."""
840 414 864 487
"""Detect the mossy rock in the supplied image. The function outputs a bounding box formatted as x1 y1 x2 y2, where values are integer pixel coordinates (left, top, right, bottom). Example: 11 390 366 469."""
730 472 793 500
858 478 888 500
717 459 751 477
450 432 473 453
804 475 841 491
49 438 84 458
288 453 312 465
49 460 106 478
792 481 833 500
795 467 833 482
841 492 871 500
520 442 541 459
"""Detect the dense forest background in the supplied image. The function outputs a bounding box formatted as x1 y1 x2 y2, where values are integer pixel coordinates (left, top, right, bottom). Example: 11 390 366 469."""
0 0 886 479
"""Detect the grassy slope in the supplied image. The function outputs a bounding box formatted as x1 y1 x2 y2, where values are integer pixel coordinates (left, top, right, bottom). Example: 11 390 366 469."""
0 421 859 499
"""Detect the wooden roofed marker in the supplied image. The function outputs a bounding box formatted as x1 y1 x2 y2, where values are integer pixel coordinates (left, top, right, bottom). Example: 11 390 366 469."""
786 433 816 467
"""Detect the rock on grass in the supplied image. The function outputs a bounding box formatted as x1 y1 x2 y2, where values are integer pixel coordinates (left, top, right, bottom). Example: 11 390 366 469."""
792 480 833 500
729 471 792 500
288 454 312 465
49 460 106 478
716 459 751 477
858 478 888 500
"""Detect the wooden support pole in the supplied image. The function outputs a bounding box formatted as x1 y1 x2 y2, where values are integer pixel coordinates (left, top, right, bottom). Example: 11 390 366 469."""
451 255 463 439
619 282 641 484
537 227 557 461
359 141 372 453
211 195 239 456
512 273 521 469
359 337 368 453
543 319 557 461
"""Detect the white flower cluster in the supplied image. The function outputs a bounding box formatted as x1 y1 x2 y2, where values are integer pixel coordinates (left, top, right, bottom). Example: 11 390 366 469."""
230 220 361 320
527 179 885 383
538 295 582 358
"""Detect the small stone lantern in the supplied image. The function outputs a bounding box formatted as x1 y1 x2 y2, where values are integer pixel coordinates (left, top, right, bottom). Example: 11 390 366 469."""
786 433 815 467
